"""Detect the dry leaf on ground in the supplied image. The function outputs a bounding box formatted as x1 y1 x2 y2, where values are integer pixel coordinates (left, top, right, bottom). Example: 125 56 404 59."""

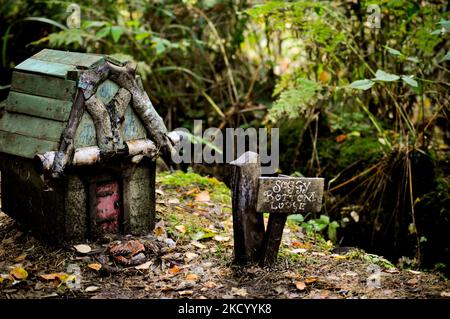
231 287 248 297
73 244 91 254
87 263 102 271
295 281 306 291
186 273 199 281
195 191 210 202
10 267 28 280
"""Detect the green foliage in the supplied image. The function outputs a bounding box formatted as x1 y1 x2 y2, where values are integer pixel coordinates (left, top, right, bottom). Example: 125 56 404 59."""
339 137 384 167
328 111 372 134
288 214 340 243
157 168 231 205
350 79 374 91
347 250 396 269
269 78 321 121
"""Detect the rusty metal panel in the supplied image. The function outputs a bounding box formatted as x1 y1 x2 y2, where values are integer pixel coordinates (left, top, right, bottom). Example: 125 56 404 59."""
256 177 324 213
95 181 121 233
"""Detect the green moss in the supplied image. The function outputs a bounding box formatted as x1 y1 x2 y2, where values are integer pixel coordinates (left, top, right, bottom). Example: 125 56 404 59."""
347 249 396 269
338 136 383 167
317 138 337 163
157 168 231 204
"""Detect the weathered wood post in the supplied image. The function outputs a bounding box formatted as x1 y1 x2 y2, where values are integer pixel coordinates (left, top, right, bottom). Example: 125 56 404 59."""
257 177 324 266
259 213 288 266
230 151 265 264
230 151 325 267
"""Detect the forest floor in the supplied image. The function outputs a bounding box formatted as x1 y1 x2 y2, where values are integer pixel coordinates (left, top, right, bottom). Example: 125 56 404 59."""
0 170 449 299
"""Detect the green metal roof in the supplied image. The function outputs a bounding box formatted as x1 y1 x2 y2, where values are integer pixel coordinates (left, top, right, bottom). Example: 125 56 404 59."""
0 49 147 159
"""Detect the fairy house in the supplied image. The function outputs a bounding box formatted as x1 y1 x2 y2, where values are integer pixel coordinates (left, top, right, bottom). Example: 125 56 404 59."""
0 49 177 242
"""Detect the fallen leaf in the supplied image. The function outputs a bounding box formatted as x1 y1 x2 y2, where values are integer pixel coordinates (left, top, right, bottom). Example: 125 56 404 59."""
164 238 176 248
290 248 307 254
168 198 180 204
109 240 144 256
336 134 347 143
274 285 287 294
85 285 101 292
185 252 199 262
292 242 311 249
384 268 399 274
332 254 347 260
192 241 207 249
14 254 27 262
191 230 215 241
406 278 418 286
213 235 230 242
135 261 152 270
311 252 326 257
305 277 318 284
74 244 92 254
183 188 199 196
185 273 199 281
285 272 301 280
169 265 182 275
204 281 216 289
10 267 28 280
88 263 102 271
407 269 422 275
350 211 359 222
195 190 210 202
231 287 248 297
154 225 166 237
440 291 450 297
319 71 331 84
175 225 187 233
178 290 193 296
201 261 213 268
295 281 306 291
344 271 358 277
39 273 68 281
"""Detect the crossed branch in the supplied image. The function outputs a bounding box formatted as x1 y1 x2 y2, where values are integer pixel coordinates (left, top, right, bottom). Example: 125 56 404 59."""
50 59 174 178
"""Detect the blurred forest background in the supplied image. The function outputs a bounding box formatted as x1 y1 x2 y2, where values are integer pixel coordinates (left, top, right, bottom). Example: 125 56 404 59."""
0 0 449 275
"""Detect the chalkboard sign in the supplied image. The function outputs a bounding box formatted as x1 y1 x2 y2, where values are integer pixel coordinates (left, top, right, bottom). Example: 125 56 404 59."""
256 177 324 213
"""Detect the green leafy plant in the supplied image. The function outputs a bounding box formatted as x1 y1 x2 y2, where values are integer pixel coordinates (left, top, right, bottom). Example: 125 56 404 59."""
288 214 340 242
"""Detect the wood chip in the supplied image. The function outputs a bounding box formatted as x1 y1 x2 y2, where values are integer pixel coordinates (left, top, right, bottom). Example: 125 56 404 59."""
135 261 152 270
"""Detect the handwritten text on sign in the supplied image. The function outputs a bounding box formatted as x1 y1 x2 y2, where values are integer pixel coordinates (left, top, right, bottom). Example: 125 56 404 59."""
256 177 324 213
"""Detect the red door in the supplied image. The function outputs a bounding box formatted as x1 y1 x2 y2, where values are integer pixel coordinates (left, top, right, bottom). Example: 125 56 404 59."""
95 181 121 233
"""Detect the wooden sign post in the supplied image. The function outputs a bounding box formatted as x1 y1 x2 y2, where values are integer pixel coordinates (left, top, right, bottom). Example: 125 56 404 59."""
231 151 324 266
